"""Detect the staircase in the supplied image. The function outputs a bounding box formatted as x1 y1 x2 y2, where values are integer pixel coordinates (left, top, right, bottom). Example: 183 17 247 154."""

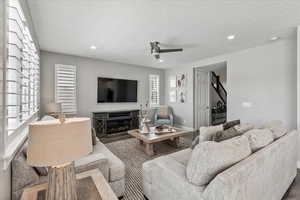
211 71 227 125
211 71 227 104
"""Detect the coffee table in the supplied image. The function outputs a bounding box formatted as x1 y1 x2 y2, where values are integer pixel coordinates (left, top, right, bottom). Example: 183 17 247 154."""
128 127 193 156
20 169 118 200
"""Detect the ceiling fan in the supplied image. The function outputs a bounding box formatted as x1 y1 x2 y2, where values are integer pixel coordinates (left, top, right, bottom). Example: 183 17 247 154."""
150 41 183 60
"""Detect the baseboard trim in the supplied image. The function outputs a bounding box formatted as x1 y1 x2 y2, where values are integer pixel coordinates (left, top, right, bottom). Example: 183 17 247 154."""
297 161 300 169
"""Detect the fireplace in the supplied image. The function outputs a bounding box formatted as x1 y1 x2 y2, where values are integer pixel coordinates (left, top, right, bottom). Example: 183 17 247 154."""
93 110 139 138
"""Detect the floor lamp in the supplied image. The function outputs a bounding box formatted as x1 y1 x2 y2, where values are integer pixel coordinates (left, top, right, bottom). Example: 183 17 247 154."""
27 117 93 200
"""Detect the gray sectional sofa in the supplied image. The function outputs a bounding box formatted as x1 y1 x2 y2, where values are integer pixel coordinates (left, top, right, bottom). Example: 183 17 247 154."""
12 115 125 199
143 130 298 200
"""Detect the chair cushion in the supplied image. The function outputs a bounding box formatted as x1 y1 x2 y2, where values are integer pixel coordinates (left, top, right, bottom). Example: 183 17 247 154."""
93 141 125 182
155 119 172 125
244 129 274 152
158 105 169 118
186 135 251 186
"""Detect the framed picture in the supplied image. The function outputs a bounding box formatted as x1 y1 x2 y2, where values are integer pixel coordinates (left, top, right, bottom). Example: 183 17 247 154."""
176 73 187 103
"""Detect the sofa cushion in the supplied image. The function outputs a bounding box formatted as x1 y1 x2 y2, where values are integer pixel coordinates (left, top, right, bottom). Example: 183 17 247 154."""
167 148 192 166
213 127 241 142
223 120 240 130
261 120 283 129
260 120 287 139
40 115 56 121
186 135 251 186
93 141 125 182
269 125 288 139
234 123 254 134
12 153 40 192
199 125 223 142
244 129 274 152
22 143 48 176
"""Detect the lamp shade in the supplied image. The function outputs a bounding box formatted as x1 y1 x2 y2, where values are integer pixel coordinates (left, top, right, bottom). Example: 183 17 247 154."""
27 118 92 167
44 102 62 113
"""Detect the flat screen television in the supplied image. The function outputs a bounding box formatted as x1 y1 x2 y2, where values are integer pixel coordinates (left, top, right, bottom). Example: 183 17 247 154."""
97 77 138 103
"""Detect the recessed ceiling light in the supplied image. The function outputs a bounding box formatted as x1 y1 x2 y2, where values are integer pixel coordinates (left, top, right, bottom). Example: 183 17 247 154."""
270 36 279 41
227 35 235 40
159 59 164 63
90 45 97 50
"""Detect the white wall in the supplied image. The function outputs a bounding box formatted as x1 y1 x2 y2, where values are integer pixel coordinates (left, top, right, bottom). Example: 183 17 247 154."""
40 51 165 117
165 38 297 129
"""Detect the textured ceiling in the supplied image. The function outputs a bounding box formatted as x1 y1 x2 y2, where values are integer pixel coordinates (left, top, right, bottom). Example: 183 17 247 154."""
27 0 300 68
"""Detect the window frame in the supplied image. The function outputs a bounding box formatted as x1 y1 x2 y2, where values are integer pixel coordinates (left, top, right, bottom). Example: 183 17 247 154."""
54 64 77 115
0 0 40 170
149 74 160 107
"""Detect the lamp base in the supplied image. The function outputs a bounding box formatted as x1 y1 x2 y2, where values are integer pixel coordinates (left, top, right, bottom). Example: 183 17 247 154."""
47 162 77 200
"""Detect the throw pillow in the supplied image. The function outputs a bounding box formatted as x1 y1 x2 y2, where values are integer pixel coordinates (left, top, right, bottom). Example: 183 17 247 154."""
212 127 241 142
244 129 274 152
234 123 254 134
259 120 287 139
191 136 200 149
22 143 48 176
186 135 251 186
199 125 223 142
260 120 283 129
12 153 40 192
91 128 98 145
223 120 240 130
269 125 288 139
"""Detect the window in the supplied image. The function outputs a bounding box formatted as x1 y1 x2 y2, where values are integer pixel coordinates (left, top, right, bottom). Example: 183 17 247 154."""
55 64 77 114
6 0 40 136
149 74 160 107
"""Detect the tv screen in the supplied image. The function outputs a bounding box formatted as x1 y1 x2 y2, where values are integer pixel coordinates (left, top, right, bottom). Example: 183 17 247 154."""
97 77 138 103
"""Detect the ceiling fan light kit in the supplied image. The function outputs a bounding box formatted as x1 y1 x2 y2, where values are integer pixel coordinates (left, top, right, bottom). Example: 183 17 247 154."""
150 41 183 60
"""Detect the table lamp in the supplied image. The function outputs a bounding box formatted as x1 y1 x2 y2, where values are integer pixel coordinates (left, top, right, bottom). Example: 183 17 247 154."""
45 102 62 114
27 117 92 200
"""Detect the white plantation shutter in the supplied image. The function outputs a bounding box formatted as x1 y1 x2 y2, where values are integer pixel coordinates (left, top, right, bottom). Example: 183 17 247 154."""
6 0 40 136
55 64 77 114
149 74 160 106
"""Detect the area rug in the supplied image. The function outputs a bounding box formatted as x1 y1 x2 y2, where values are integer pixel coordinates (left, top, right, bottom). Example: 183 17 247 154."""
105 137 192 200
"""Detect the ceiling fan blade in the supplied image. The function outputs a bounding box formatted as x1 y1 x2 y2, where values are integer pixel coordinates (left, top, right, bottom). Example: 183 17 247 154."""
159 48 183 53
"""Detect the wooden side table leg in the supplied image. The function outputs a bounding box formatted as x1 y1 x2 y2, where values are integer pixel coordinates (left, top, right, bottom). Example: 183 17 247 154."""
145 143 154 156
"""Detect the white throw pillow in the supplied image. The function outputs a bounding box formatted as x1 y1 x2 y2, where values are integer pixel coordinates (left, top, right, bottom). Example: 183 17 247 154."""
199 125 223 142
260 120 287 139
261 120 283 129
186 135 251 186
269 126 288 139
234 123 254 134
244 129 274 152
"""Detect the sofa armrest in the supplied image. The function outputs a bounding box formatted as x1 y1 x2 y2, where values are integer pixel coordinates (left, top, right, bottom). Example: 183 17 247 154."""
75 153 109 181
150 156 204 200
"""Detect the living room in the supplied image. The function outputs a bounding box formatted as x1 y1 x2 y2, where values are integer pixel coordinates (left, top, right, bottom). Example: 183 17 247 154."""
1 0 300 200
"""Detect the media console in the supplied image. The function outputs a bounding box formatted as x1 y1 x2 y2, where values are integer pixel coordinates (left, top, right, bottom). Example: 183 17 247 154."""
92 110 139 138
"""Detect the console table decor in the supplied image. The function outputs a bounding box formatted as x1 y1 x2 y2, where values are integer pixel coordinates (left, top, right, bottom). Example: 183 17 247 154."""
93 110 139 138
